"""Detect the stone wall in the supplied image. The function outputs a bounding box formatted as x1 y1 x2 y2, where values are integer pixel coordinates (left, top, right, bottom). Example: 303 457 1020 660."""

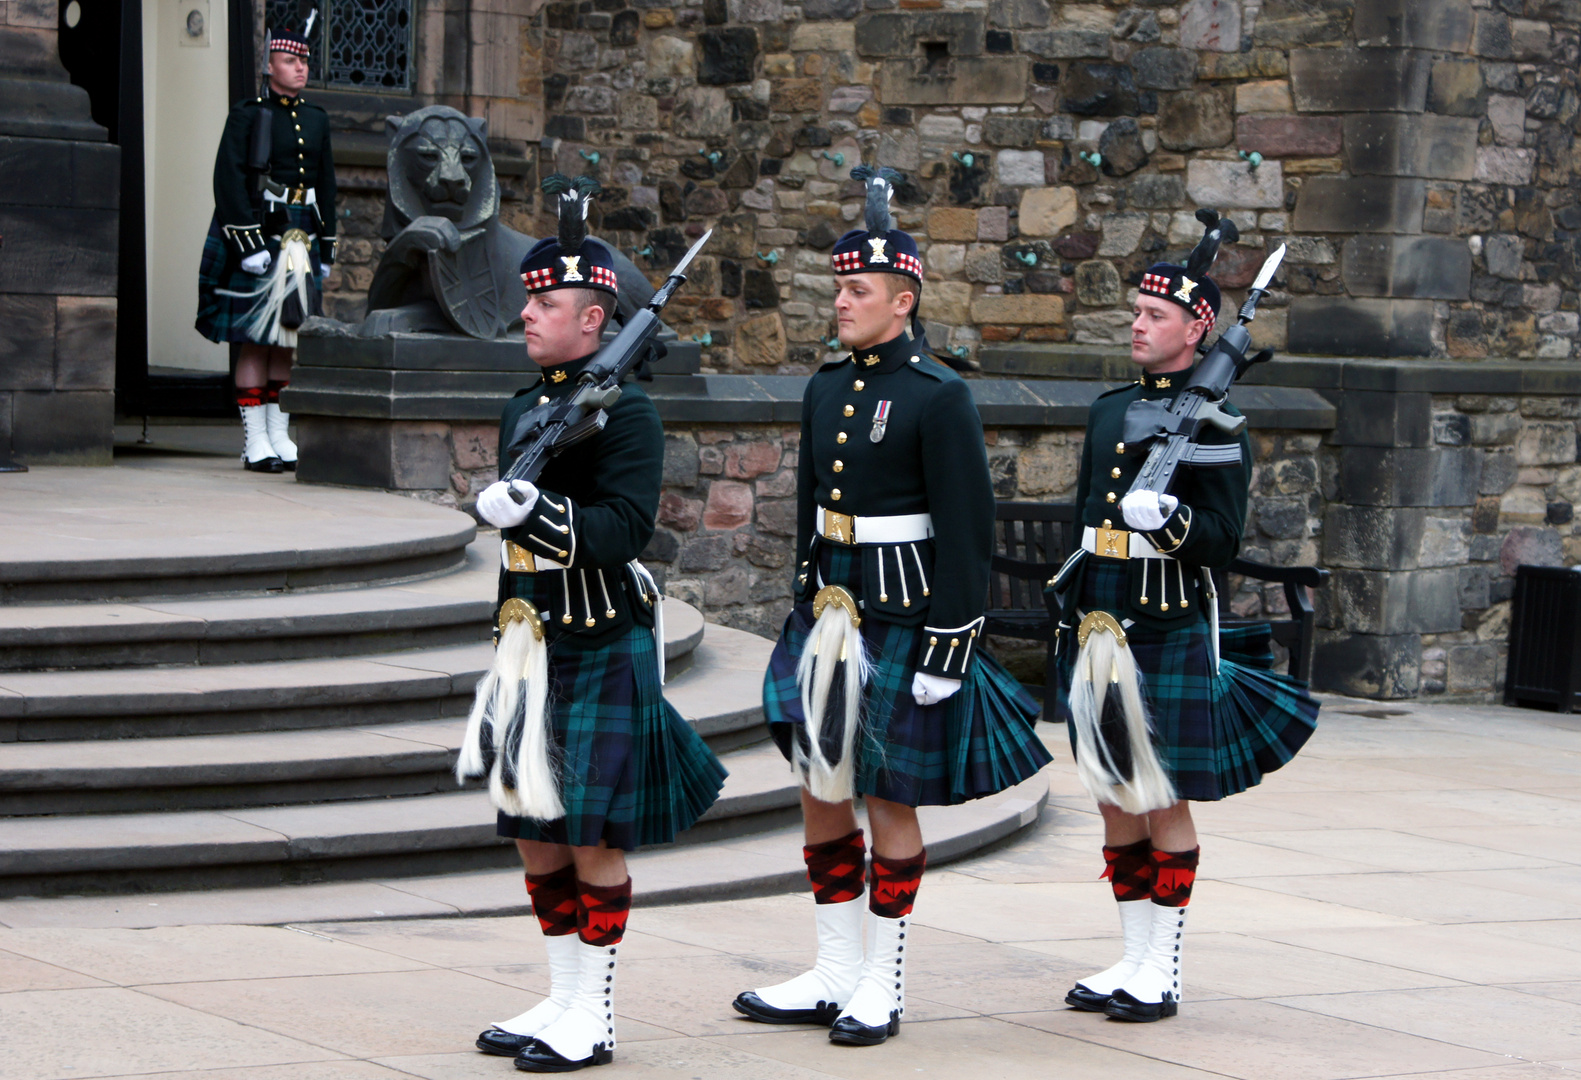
313 0 1581 369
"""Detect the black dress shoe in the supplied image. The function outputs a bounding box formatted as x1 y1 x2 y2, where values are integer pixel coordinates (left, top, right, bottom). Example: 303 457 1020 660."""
478 1028 535 1056
514 1038 613 1072
1104 988 1177 1022
732 991 843 1026
279 459 297 471
1064 984 1113 1012
828 1010 899 1046
243 455 285 473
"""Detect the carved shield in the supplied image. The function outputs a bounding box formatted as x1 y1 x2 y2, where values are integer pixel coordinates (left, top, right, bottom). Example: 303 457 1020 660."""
429 238 501 339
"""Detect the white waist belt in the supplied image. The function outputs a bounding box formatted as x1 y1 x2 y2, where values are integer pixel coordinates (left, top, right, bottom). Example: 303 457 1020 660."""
264 187 318 207
817 507 934 545
1081 524 1171 560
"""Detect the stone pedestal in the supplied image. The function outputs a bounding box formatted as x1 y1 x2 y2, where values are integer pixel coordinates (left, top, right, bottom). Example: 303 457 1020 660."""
0 11 119 465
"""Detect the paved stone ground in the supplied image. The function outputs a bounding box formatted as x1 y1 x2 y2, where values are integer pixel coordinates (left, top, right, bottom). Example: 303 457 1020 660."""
3 699 1579 1080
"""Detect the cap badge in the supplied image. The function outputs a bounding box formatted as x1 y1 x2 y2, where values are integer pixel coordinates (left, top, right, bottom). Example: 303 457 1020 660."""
870 400 892 443
560 256 582 282
1174 275 1197 303
867 237 889 264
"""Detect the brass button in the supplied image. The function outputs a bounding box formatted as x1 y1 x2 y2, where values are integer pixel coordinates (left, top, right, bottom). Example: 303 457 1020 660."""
843 405 855 417
1106 492 1117 503
298 137 304 145
833 460 843 472
837 432 847 444
853 379 865 391
831 488 842 501
539 395 550 404
1111 467 1122 479
295 124 301 131
1116 442 1125 454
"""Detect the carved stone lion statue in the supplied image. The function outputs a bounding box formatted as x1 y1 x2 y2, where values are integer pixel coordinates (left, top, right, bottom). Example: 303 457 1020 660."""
361 106 655 339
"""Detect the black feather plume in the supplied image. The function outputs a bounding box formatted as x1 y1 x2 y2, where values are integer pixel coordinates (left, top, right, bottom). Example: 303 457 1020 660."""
541 172 600 253
1184 207 1239 279
851 165 903 236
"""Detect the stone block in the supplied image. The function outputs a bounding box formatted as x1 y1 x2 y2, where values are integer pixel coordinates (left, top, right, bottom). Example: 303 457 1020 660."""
9 388 110 464
1178 0 1240 52
1073 260 1121 307
928 280 973 324
1501 525 1565 573
927 244 965 276
673 87 732 137
1323 505 1426 570
1474 146 1534 186
1289 48 1429 113
53 296 115 390
1018 186 1077 236
697 28 758 85
735 312 786 366
1337 446 1482 507
0 294 54 390
997 150 1047 186
879 58 1029 106
1340 236 1472 301
0 206 117 296
1427 58 1484 117
977 205 1009 241
1235 115 1341 158
1184 159 1284 209
790 22 855 50
1157 89 1233 151
1311 631 1421 698
802 0 860 19
1061 63 1140 117
1096 212 1149 256
1127 174 1184 210
1292 177 1426 234
1328 389 1433 449
1133 47 1197 91
1197 49 1289 80
928 207 979 241
1446 644 1498 694
969 293 1064 325
1021 28 1110 59
1516 421 1578 466
1353 0 1473 51
1317 568 1465 634
1342 114 1478 181
855 12 985 57
1071 310 1133 345
1289 297 1436 357
1098 118 1149 177
771 78 823 113
988 0 1049 29
1237 80 1293 114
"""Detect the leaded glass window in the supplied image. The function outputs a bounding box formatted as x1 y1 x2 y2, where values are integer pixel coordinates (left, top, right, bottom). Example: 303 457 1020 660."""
264 0 411 92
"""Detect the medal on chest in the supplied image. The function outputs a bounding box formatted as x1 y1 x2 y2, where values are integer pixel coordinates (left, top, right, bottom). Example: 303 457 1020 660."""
870 400 892 443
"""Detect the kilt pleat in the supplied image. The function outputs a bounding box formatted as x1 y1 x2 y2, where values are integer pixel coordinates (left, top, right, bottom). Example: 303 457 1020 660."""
498 625 727 851
764 543 1050 808
195 207 323 344
1054 560 1319 802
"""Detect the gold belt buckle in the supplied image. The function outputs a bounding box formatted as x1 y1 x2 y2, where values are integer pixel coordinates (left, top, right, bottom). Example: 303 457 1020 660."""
1094 523 1131 559
289 186 307 205
821 510 856 545
504 540 537 573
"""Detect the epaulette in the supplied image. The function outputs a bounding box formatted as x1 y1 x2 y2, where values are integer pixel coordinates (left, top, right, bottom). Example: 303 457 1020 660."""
900 352 958 384
814 355 851 374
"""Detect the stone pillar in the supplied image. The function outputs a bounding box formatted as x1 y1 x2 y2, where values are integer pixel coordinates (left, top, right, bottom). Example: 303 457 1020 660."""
0 0 119 465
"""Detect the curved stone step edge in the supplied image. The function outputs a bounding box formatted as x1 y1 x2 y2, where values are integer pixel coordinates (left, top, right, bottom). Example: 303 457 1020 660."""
0 777 1048 929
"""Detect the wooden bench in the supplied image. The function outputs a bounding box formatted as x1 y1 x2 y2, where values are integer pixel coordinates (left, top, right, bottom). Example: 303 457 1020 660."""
985 501 1330 706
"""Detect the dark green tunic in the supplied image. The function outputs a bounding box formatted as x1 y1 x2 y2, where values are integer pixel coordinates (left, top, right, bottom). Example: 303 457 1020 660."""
211 91 338 261
794 332 995 679
494 351 664 648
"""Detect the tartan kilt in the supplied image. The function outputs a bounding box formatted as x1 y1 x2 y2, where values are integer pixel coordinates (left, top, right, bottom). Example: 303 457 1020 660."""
1052 560 1319 802
763 543 1051 808
497 625 727 851
194 207 324 344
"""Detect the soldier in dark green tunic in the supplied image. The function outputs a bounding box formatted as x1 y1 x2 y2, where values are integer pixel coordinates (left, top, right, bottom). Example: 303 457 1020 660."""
195 22 337 473
1049 228 1318 1024
732 167 1050 1047
463 175 724 1074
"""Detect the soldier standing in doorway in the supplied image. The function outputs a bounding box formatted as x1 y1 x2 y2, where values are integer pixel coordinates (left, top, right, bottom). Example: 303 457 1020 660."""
195 16 336 472
731 166 1052 1048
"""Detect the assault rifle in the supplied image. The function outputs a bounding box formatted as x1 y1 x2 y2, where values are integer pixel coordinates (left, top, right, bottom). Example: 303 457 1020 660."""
501 229 712 502
1122 239 1287 499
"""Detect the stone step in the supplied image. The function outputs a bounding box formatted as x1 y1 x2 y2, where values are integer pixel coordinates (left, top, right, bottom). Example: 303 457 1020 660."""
0 739 803 897
0 539 708 672
0 770 1046 908
0 463 479 603
0 617 766 813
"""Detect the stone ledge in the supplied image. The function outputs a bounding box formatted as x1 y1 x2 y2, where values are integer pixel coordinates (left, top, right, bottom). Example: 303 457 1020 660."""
980 343 1581 396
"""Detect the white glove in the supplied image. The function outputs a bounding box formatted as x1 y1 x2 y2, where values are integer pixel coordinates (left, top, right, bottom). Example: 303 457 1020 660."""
240 250 272 275
1120 491 1179 532
475 480 539 529
912 672 962 706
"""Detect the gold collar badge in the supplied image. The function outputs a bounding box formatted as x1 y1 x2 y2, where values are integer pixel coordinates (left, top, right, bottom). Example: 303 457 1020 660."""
548 369 568 383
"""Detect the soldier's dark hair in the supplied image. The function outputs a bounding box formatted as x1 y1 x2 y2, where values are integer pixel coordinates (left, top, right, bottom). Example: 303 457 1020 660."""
881 273 918 318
